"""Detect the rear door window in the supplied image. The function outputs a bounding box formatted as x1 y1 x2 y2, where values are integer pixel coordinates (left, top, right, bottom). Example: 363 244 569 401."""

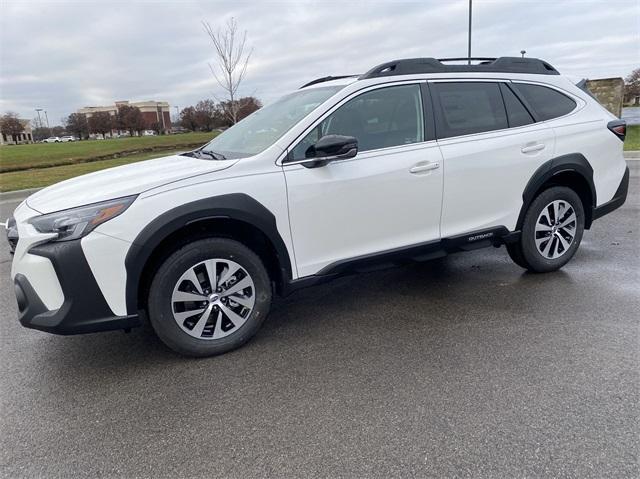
511 83 577 121
432 82 508 138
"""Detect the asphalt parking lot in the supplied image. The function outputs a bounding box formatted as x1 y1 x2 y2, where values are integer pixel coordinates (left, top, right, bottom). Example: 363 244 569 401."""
1 163 638 478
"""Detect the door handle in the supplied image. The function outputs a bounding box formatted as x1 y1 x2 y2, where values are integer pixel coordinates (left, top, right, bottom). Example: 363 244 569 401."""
521 143 546 154
410 162 440 174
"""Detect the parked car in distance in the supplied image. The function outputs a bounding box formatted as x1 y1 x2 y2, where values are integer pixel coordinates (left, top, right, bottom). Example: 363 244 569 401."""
60 136 76 142
42 137 61 143
8 56 629 357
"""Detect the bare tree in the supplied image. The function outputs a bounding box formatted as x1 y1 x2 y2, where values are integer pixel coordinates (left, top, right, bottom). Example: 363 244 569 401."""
66 113 89 140
88 111 113 138
116 105 146 136
195 99 225 131
625 68 640 106
203 17 253 124
0 112 25 144
179 106 199 131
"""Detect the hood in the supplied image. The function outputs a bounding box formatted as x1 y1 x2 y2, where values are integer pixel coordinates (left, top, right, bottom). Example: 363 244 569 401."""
26 154 239 214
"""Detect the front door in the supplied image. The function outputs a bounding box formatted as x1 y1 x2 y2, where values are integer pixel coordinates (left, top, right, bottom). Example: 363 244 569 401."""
282 83 444 278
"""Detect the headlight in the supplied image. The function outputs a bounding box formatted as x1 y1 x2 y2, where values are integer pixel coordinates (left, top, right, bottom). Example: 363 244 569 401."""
29 196 136 242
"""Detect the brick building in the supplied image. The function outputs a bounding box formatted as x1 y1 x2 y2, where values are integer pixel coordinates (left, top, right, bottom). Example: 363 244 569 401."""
78 100 171 136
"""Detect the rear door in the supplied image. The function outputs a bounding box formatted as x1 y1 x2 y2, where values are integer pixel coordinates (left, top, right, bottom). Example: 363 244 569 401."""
431 80 555 237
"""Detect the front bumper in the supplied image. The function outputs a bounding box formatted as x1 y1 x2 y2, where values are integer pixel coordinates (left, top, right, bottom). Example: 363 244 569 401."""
13 239 139 335
593 166 629 221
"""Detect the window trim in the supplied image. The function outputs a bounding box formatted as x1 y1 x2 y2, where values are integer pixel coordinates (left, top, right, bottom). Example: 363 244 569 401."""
508 80 579 123
499 82 535 128
279 80 431 166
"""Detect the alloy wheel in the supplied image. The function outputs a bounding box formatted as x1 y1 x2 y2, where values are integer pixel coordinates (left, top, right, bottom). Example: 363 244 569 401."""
171 259 255 340
534 199 577 260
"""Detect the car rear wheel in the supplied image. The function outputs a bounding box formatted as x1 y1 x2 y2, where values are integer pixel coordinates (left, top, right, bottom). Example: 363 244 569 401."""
507 186 585 273
148 238 272 357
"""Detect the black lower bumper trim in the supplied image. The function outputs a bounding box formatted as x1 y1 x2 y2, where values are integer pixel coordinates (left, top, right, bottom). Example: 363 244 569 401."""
14 238 141 335
15 274 139 335
593 166 629 221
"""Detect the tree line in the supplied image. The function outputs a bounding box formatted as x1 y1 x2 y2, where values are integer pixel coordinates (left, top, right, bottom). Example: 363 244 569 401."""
1 96 262 144
178 97 261 132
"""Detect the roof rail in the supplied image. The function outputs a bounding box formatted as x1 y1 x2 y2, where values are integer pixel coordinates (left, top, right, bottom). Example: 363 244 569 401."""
360 57 559 79
438 57 497 63
300 75 360 89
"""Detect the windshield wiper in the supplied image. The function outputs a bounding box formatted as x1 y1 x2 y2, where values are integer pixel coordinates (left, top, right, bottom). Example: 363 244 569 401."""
180 149 227 160
197 149 226 160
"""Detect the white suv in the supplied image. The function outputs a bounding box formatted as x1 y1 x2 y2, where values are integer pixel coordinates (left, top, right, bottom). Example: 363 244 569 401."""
8 57 629 357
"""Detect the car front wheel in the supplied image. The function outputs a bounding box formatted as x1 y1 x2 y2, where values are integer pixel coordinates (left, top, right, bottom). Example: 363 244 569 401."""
507 186 585 273
147 238 272 357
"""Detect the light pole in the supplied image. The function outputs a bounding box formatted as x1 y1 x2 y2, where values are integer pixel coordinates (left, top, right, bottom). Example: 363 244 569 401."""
35 109 43 129
44 110 50 129
467 0 472 65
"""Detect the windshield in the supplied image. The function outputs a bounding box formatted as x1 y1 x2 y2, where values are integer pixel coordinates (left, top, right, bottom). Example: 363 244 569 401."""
201 86 344 159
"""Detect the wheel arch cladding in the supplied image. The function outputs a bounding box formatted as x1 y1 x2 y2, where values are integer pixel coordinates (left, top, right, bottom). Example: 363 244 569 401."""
517 153 596 230
124 193 293 315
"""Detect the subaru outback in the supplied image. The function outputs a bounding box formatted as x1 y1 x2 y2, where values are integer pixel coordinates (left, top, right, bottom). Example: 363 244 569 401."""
8 57 629 356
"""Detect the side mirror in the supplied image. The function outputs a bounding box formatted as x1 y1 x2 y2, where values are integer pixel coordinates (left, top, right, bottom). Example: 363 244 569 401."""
303 134 358 168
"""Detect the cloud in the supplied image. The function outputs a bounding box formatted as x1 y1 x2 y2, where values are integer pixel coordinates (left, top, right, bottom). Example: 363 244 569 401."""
0 0 638 124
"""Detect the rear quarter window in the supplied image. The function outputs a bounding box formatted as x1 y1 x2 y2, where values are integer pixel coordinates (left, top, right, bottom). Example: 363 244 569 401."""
511 83 577 121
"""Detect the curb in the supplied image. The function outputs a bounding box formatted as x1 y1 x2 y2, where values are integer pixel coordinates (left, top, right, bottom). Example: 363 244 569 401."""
1 152 639 204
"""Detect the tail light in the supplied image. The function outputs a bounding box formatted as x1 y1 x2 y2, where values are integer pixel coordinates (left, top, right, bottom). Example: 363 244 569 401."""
607 120 626 141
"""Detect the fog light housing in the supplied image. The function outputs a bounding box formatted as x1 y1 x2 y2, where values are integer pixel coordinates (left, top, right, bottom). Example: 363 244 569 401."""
14 281 27 313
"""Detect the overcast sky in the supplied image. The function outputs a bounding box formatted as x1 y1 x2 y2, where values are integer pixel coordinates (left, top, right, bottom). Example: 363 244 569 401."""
1 0 638 125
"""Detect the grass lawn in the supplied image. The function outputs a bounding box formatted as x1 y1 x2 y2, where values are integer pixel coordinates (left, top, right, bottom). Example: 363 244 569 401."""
0 150 182 192
624 124 640 151
0 132 216 172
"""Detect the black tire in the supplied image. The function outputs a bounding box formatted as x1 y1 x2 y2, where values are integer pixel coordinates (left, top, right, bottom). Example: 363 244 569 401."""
148 238 272 357
508 186 585 273
506 241 528 269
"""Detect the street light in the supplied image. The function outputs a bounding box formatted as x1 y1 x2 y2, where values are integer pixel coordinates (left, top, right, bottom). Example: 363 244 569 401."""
35 109 43 129
44 110 50 129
